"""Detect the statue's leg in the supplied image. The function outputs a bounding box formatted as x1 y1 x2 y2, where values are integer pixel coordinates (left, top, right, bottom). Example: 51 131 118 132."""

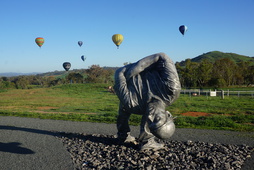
138 114 154 143
138 114 165 151
117 105 135 143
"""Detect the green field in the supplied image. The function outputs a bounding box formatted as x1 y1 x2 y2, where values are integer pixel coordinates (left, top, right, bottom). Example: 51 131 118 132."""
0 84 253 132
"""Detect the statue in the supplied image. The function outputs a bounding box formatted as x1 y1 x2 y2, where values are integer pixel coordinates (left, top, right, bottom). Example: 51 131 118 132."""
114 53 181 151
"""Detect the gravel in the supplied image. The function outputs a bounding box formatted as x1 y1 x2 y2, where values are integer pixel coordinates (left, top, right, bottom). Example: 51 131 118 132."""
57 132 254 170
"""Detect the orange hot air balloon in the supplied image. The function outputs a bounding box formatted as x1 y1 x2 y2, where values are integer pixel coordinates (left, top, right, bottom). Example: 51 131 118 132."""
35 37 44 48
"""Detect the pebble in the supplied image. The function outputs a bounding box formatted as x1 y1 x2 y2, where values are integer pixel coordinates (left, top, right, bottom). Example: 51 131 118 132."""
57 133 253 170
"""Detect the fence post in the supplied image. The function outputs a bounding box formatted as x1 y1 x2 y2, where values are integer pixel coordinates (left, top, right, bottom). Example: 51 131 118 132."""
227 89 229 97
221 90 224 99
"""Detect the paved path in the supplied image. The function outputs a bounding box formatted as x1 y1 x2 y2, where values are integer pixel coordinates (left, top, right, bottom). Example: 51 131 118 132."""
0 116 254 170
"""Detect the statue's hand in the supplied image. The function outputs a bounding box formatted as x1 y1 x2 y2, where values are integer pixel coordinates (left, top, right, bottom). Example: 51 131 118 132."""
156 59 166 71
125 55 161 80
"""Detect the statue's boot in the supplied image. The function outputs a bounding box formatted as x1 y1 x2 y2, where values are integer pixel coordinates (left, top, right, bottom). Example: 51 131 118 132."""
117 132 136 143
140 138 165 151
123 134 136 143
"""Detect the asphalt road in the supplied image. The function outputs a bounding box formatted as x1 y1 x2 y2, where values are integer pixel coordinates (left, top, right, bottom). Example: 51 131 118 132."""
0 116 253 170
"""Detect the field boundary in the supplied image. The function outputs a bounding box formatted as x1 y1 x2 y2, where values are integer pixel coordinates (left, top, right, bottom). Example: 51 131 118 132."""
181 89 254 98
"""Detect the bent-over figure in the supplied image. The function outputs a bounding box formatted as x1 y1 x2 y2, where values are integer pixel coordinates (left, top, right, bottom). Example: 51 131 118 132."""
114 53 181 150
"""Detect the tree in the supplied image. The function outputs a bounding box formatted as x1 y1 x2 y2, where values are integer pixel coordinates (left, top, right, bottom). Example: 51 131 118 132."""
66 73 84 83
48 78 63 86
12 76 29 89
175 62 184 87
236 61 254 86
0 77 14 88
123 62 132 66
246 65 254 86
181 59 199 88
196 59 213 87
85 65 114 83
211 58 237 87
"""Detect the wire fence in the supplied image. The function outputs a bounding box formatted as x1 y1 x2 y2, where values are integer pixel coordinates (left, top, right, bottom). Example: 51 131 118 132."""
181 89 254 98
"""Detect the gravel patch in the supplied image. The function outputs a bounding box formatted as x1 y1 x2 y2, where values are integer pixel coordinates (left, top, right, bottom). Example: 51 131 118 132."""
57 132 254 170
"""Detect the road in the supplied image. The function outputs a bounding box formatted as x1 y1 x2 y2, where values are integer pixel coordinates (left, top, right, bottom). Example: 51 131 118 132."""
0 116 253 170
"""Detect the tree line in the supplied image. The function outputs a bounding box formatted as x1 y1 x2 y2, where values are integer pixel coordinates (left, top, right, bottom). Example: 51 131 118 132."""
176 58 254 88
1 58 254 90
0 65 115 89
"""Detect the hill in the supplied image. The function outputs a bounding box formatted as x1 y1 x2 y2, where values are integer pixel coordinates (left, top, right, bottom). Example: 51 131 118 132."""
178 51 254 66
0 72 41 77
37 67 119 77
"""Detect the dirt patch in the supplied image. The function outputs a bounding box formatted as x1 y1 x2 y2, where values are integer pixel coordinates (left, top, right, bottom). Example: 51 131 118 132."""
180 112 211 117
34 107 98 115
0 106 31 109
37 106 59 110
31 110 97 115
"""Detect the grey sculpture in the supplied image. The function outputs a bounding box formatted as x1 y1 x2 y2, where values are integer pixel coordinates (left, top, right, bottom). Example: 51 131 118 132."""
114 53 181 151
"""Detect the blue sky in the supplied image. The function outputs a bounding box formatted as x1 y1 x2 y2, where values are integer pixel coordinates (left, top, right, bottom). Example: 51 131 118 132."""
0 0 253 73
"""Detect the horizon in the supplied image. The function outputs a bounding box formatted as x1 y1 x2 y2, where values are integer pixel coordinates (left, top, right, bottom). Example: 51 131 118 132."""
1 50 253 76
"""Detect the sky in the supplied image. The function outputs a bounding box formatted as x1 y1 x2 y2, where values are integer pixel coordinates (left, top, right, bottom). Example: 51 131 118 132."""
0 0 253 73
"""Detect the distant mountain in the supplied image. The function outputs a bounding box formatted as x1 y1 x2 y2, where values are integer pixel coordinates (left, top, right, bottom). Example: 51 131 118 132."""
37 67 119 77
0 67 120 78
178 51 254 66
0 72 41 77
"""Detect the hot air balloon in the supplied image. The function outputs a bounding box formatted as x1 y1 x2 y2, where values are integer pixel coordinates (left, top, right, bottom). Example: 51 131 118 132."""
78 41 83 47
81 55 86 62
35 37 44 48
179 25 187 36
63 62 71 71
112 34 123 49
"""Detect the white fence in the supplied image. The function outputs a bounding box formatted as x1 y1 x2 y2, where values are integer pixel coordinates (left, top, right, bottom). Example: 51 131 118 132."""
181 89 254 98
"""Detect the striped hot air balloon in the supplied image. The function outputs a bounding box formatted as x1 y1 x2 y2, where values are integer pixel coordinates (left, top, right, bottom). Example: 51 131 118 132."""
35 37 44 48
112 34 123 49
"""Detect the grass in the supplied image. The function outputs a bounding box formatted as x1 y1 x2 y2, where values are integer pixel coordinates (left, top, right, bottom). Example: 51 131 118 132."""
169 95 254 115
0 83 253 132
169 95 254 131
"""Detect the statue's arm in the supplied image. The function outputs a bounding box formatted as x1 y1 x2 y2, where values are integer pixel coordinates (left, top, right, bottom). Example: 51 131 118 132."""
114 67 133 108
125 53 163 80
